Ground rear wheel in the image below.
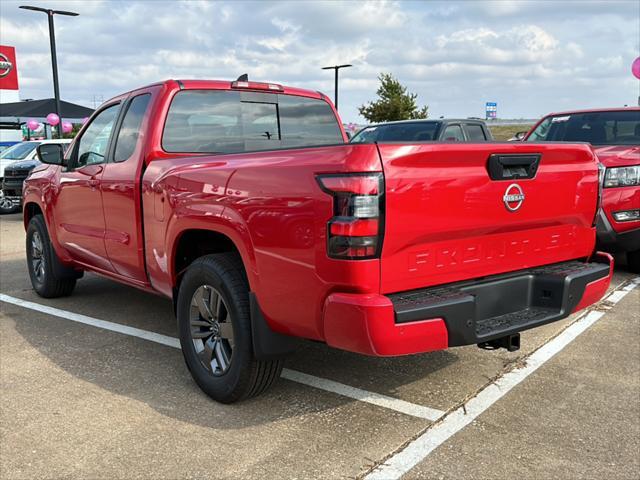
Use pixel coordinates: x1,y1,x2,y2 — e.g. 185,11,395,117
26,215,77,298
177,253,283,403
627,250,640,274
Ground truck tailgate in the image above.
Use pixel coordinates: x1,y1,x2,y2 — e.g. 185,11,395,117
379,143,599,294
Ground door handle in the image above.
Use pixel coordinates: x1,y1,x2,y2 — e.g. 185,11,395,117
487,154,540,180
88,178,100,188
77,164,104,177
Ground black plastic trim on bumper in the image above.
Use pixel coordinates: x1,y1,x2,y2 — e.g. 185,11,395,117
596,209,640,253
387,258,611,347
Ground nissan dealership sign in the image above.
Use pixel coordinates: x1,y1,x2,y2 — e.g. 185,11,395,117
0,45,19,93
0,52,13,78
0,45,21,142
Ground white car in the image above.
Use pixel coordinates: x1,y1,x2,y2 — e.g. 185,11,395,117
0,139,72,214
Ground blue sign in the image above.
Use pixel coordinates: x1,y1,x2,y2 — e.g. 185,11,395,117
486,102,497,119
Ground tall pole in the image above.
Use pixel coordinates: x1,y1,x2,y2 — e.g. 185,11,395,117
334,67,339,111
19,6,79,139
322,64,352,111
47,11,62,137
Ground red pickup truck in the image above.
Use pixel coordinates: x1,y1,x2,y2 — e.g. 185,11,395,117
525,108,640,272
24,79,613,403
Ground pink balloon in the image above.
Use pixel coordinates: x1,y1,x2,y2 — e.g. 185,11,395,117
46,113,60,126
632,57,640,80
27,119,39,130
61,121,73,134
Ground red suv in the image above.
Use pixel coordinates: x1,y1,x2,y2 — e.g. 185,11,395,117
525,108,640,272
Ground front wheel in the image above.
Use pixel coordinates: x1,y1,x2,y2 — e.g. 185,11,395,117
26,215,77,298
177,253,283,403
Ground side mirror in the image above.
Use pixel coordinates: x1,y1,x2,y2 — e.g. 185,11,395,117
36,143,64,165
515,131,527,141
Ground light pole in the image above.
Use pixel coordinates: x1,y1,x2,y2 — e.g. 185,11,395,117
19,5,78,138
321,64,352,111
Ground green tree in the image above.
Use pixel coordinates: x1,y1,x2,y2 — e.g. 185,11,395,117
359,73,428,123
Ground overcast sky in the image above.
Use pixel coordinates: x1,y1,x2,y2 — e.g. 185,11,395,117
1,0,638,122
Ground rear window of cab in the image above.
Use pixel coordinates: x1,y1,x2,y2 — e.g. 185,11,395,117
162,90,344,154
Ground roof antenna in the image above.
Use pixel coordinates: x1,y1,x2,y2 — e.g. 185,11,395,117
236,73,249,82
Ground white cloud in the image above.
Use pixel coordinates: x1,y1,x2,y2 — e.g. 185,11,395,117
0,0,637,121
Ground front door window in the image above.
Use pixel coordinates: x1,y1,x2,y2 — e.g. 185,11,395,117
71,104,120,169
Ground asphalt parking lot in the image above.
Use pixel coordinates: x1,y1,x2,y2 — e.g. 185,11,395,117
1,212,638,479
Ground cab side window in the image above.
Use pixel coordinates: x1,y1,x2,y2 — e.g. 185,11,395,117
72,104,120,169
465,124,487,141
113,94,151,162
442,124,465,142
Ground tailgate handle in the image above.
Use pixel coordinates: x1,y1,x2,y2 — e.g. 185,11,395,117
487,154,540,180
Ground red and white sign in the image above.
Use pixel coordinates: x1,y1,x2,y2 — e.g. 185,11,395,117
0,45,19,91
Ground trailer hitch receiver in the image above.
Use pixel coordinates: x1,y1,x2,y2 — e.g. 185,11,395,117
478,333,521,352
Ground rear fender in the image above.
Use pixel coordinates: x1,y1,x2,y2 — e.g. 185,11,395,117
165,205,257,290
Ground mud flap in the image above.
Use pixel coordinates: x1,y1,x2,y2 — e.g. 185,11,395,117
250,293,299,360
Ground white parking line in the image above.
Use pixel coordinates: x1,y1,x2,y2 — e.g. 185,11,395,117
0,293,444,421
0,294,181,348
602,277,640,304
281,369,444,420
365,277,640,480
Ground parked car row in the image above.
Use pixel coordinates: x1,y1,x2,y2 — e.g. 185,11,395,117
350,118,493,143
0,139,71,214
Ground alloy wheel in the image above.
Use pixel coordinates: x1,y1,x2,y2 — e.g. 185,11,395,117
189,285,235,376
30,231,45,282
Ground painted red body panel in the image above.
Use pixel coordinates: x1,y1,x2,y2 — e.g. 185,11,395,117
323,293,448,356
572,252,614,313
594,145,640,235
22,80,613,356
378,142,599,293
601,186,640,234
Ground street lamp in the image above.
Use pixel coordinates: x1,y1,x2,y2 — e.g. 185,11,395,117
321,64,352,111
19,5,79,138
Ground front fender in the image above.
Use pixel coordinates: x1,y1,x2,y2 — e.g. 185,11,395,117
22,168,74,265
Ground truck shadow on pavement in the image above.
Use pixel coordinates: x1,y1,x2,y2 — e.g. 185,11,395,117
3,256,458,429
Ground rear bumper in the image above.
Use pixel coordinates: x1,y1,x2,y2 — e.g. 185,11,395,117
323,253,613,356
596,209,640,253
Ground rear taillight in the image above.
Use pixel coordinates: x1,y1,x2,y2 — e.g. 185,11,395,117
317,173,384,259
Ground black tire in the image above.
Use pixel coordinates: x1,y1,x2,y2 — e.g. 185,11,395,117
177,253,283,403
627,250,640,274
26,215,77,298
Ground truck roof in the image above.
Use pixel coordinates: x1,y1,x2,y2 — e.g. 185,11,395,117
542,106,640,117
110,79,326,103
